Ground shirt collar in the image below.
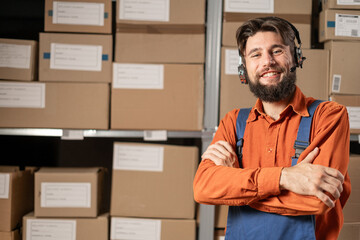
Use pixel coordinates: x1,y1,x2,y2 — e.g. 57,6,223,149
249,86,309,122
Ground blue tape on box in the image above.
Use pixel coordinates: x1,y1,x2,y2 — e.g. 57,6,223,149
327,21,335,28
43,52,51,59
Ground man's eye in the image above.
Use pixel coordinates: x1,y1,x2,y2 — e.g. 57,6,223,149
251,53,260,58
273,49,283,54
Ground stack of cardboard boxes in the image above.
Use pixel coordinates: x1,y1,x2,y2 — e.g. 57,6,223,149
319,0,360,135
219,0,329,120
0,0,112,129
23,167,108,240
0,167,35,240
111,0,205,131
110,142,198,240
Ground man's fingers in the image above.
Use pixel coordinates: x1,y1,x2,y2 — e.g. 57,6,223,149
202,152,231,167
315,191,335,208
215,141,237,156
324,167,344,184
300,147,319,164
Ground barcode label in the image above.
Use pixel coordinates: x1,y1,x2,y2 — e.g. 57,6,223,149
351,29,358,36
144,130,167,141
332,75,341,92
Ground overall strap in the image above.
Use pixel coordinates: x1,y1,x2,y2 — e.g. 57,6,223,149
291,100,324,166
236,108,251,167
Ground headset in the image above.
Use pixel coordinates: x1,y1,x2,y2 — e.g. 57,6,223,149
238,17,306,84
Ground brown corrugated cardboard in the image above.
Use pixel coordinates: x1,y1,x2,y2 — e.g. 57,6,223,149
23,212,109,240
343,155,360,222
325,41,360,95
110,217,196,240
0,229,21,240
44,0,112,34
222,15,311,48
115,31,205,64
111,63,203,130
0,166,34,232
39,32,112,82
219,47,329,120
322,0,360,10
215,230,226,240
223,0,312,14
0,81,109,129
330,95,360,134
110,142,198,219
215,205,228,228
0,38,38,81
319,9,360,42
338,222,360,240
116,0,205,25
34,167,105,217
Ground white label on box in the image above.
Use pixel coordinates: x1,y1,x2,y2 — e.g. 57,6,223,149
26,219,76,240
0,43,31,69
335,14,360,37
224,0,274,13
0,82,45,108
53,1,105,26
143,130,168,141
332,74,341,93
0,173,10,199
225,49,240,75
50,43,102,71
338,0,360,5
113,144,164,172
111,217,161,240
61,130,84,140
347,107,360,129
219,237,225,240
119,0,170,22
112,63,164,89
41,182,91,208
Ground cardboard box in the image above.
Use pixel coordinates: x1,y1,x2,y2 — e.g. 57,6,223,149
196,205,228,228
111,63,203,130
219,47,329,119
0,38,38,81
343,155,360,222
23,212,109,240
34,167,105,217
222,20,311,49
319,9,360,42
215,230,226,240
322,0,360,10
44,0,112,34
223,0,312,14
115,31,205,64
110,142,198,219
0,167,34,232
39,32,112,82
0,229,21,240
338,222,360,240
330,95,360,134
0,81,109,129
111,217,196,240
116,0,205,25
325,41,360,95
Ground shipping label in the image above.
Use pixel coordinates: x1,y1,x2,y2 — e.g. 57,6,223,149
338,0,360,5
119,0,170,21
0,173,10,199
53,1,105,26
0,82,45,108
41,182,91,208
225,49,240,75
26,219,76,240
50,43,102,71
224,0,274,13
113,144,164,172
0,43,31,69
112,63,164,89
347,107,360,129
111,217,161,240
335,14,360,37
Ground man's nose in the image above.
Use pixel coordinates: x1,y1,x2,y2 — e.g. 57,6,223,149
262,53,275,67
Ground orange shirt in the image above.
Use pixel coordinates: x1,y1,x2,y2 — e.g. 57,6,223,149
193,86,351,240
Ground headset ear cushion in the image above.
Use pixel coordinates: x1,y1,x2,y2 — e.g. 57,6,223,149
238,64,247,84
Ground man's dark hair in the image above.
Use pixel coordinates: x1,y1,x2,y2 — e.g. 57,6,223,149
236,17,296,60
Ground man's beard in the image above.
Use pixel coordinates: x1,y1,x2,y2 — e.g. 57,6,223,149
247,67,296,102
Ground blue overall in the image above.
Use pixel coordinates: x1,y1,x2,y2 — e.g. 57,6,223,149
225,100,323,240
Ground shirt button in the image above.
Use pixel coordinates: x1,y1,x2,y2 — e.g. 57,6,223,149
268,148,272,152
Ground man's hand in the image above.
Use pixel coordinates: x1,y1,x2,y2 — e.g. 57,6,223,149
279,147,344,208
201,140,237,167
